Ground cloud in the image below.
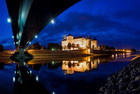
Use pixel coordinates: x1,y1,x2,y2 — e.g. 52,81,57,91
0,38,15,49
34,11,140,49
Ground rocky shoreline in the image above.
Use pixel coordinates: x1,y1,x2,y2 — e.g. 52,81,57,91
99,56,140,94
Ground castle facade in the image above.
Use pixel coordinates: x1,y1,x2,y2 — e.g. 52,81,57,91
61,34,98,50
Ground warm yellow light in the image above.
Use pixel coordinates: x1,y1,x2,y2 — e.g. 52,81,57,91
88,49,90,54
87,57,90,62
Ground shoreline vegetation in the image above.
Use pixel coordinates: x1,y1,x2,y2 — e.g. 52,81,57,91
99,55,140,94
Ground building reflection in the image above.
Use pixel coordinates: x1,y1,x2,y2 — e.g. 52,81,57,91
111,53,131,59
62,59,98,75
25,53,133,75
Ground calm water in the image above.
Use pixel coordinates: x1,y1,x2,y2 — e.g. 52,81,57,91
0,53,135,94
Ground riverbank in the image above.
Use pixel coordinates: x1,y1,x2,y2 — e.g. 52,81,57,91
99,56,140,94
0,49,132,60
27,50,116,59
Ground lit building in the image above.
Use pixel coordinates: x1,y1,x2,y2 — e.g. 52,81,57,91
61,33,98,50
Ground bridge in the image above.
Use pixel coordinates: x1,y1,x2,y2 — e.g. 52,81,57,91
6,0,80,56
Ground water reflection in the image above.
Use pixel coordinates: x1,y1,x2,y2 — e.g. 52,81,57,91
25,53,133,94
26,53,132,75
27,56,114,71
0,62,15,94
13,58,51,94
0,53,133,94
62,60,98,75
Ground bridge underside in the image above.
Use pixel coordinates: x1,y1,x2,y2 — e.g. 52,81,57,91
6,0,80,50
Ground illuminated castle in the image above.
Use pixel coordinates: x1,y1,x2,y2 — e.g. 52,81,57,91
61,33,97,50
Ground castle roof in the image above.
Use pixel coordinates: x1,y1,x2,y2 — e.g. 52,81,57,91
62,39,66,41
68,34,72,36
93,37,97,40
86,36,91,39
74,36,84,39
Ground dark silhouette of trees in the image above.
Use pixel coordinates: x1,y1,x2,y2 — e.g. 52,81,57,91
0,44,4,52
71,43,75,49
131,48,136,53
26,42,46,50
77,44,80,49
47,43,62,50
99,45,115,51
109,46,115,51
31,42,41,49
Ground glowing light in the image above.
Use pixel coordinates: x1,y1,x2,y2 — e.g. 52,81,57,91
35,35,38,38
30,70,32,74
12,36,14,38
7,18,11,23
52,92,55,94
29,42,31,44
88,57,90,62
51,19,55,24
52,61,55,65
13,77,15,82
112,55,114,58
88,49,90,54
36,75,39,81
51,48,55,51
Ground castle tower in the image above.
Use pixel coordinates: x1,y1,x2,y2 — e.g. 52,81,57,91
63,32,66,40
86,36,91,48
91,38,98,49
67,34,73,43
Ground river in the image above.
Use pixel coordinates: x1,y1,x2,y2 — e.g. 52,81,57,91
0,53,135,94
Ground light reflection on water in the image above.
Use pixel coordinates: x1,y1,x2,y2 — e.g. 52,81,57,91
26,53,133,94
0,53,134,94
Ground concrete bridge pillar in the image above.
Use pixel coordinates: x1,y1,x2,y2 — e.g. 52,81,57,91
19,48,24,58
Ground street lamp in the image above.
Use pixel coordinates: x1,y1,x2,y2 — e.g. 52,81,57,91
35,35,38,38
50,19,55,24
7,18,11,23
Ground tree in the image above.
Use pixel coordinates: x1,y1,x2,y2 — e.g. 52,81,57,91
109,46,115,51
47,43,62,50
71,43,75,49
67,43,72,50
26,46,31,51
0,44,4,52
31,42,41,49
99,45,104,50
104,45,109,50
131,48,136,53
77,44,80,49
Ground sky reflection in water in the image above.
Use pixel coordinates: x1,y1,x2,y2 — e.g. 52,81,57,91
0,53,134,94
25,53,133,94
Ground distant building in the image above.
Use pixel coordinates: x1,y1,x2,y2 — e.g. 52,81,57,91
61,33,98,50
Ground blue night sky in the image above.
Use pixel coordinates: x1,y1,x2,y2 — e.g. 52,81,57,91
0,0,140,50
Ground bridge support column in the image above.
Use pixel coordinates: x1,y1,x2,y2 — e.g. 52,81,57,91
16,45,19,52
19,48,24,58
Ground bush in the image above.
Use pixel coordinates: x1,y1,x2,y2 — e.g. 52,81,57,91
0,44,4,52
